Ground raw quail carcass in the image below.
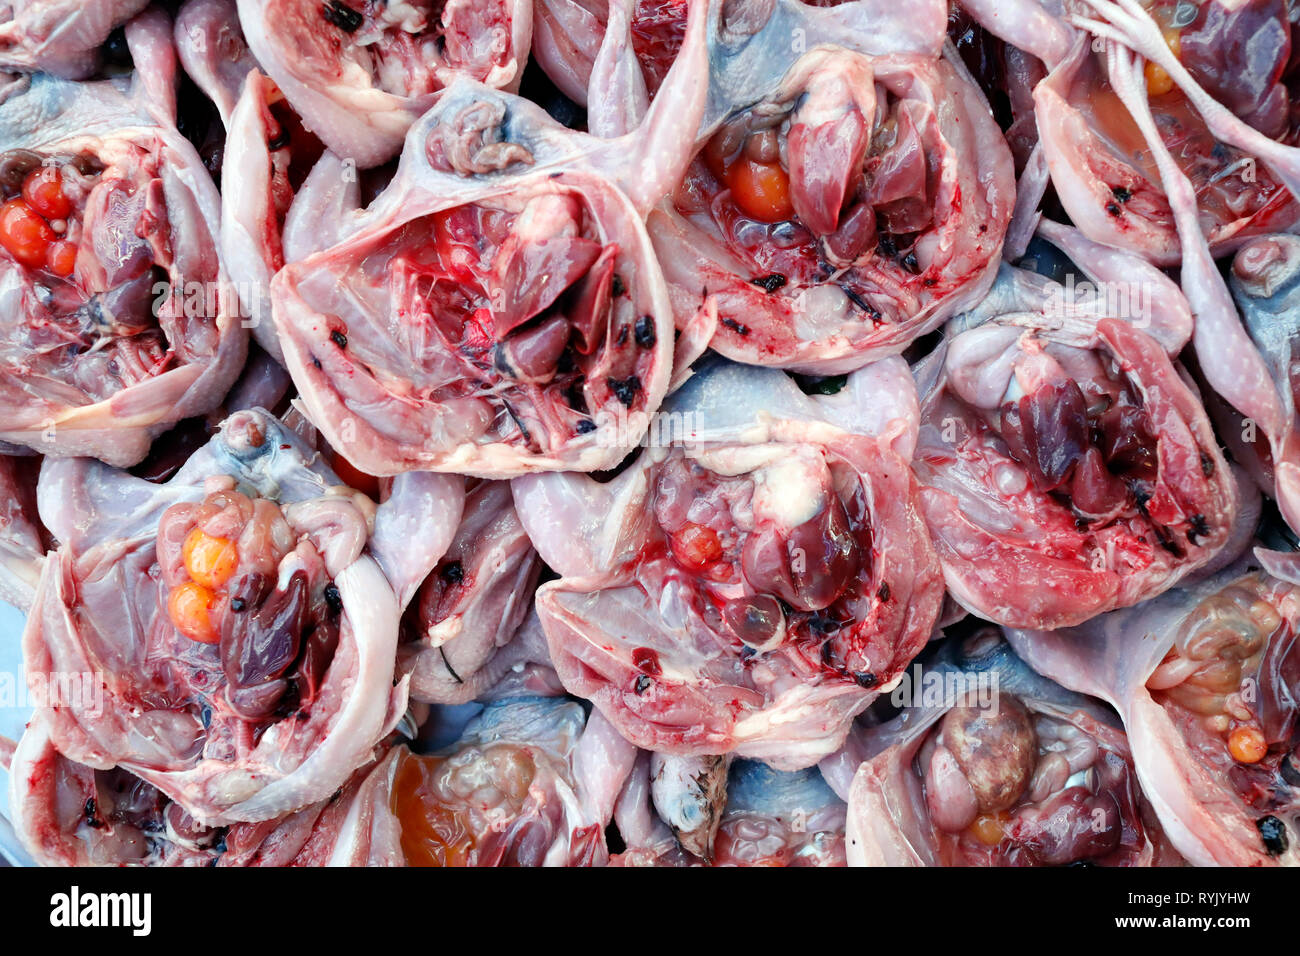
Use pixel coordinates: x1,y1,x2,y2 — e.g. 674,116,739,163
400,480,543,704
841,628,1181,866
235,0,533,168
963,0,1300,264
8,708,407,866
1007,557,1300,866
328,696,637,866
640,0,1014,373
0,10,246,466
270,3,708,476
10,711,223,866
516,357,943,770
23,407,462,825
913,251,1237,628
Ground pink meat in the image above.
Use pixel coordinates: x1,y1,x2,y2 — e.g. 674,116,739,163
270,8,708,477
235,0,533,168
22,408,463,826
0,0,150,78
914,263,1238,629
174,0,257,127
219,69,329,366
0,452,45,611
174,0,339,369
0,11,246,467
516,358,943,770
1006,560,1300,866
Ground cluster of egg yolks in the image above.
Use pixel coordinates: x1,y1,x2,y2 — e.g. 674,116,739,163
167,528,239,644
0,167,77,276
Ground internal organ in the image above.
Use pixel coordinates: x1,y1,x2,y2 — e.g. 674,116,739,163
158,480,343,722
914,266,1237,628
1025,0,1300,263
844,632,1181,866
650,44,1015,373
523,360,944,770
1006,564,1300,866
0,57,245,466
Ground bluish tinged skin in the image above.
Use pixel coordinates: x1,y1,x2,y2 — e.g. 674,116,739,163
943,261,1061,336
702,2,811,131
37,407,343,551
1229,235,1300,400
0,73,144,148
726,759,841,818
932,629,1119,723
662,356,824,438
699,0,946,133
450,696,586,756
1224,234,1300,526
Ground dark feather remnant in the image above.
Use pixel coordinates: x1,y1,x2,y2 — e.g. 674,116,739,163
634,314,657,348
607,375,641,407
323,0,364,32
440,646,463,684
751,273,788,293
